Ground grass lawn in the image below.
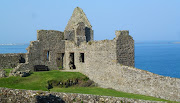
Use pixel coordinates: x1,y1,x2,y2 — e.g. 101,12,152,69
51,87,172,102
0,70,87,91
3,68,13,76
0,70,174,102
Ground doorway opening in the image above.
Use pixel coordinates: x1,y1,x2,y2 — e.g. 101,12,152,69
57,53,64,69
69,53,76,69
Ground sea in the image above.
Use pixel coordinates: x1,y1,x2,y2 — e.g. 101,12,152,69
0,42,180,78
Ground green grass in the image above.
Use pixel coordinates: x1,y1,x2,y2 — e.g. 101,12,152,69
0,70,87,91
0,70,175,102
3,68,13,76
51,87,173,102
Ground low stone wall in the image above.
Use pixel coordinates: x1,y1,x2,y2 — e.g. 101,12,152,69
79,63,180,102
0,53,26,69
0,87,165,103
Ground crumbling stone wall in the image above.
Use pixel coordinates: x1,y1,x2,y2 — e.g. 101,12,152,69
63,30,179,101
0,53,26,69
0,88,165,103
115,30,134,67
36,30,65,69
12,30,65,72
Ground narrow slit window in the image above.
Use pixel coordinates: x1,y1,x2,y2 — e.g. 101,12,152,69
80,53,84,63
47,51,49,61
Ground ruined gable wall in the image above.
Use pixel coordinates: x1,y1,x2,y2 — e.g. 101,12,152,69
0,53,26,69
64,7,93,42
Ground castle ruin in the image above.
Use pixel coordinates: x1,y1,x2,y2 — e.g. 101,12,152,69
0,7,179,102
11,7,134,72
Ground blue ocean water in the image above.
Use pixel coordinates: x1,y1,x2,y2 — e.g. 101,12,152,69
135,43,180,78
0,44,28,54
0,43,179,78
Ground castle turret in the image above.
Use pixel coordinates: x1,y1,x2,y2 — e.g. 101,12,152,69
64,7,93,44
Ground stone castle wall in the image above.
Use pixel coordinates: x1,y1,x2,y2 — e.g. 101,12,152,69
64,30,134,70
116,30,134,67
35,30,65,69
63,30,179,101
12,30,65,72
0,53,26,69
64,39,116,71
79,63,180,102
0,87,165,103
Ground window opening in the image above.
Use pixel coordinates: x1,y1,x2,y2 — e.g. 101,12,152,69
80,53,84,63
47,51,50,61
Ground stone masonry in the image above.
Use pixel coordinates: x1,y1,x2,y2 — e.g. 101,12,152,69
0,53,26,69
0,88,165,103
0,7,179,101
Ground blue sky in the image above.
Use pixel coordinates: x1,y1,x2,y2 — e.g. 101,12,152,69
0,0,180,44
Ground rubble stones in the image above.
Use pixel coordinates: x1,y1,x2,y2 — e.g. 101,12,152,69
0,69,6,78
9,70,31,77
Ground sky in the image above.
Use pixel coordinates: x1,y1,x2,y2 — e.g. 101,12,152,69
0,0,180,44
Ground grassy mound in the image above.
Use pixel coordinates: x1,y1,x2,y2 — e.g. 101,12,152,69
0,70,88,90
0,70,172,102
